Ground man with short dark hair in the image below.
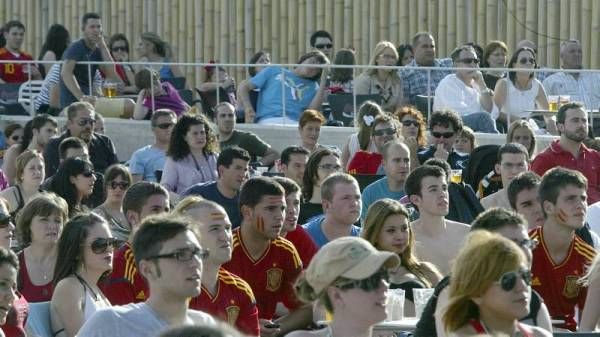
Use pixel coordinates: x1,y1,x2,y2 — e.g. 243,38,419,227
417,110,469,170
507,171,545,230
44,101,118,176
481,143,530,209
309,30,333,59
303,173,362,248
405,165,469,274
216,102,279,166
101,181,170,305
279,146,309,187
0,20,41,84
400,32,453,105
530,167,596,331
129,109,176,182
59,12,121,108
182,146,250,228
79,215,215,337
223,177,309,337
532,102,600,204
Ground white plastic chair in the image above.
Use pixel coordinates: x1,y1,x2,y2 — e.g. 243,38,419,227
17,80,44,116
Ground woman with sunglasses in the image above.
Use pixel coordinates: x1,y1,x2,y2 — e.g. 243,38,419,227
289,236,400,337
46,158,96,218
348,114,399,175
0,151,45,221
50,213,115,337
93,164,131,242
15,192,68,303
341,101,384,170
108,34,137,94
494,47,555,134
4,124,23,150
298,148,341,225
443,231,551,337
395,106,427,171
362,199,442,316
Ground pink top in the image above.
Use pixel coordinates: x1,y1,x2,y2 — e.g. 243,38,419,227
142,82,187,117
160,153,218,193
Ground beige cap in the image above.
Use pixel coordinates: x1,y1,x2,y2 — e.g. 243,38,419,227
305,236,400,295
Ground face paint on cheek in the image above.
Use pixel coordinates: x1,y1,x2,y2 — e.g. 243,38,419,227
555,208,569,225
256,215,265,233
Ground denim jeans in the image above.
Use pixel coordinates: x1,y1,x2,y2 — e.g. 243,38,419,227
462,112,499,133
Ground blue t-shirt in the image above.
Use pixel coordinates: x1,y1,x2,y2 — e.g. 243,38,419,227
361,177,406,220
59,39,103,108
182,181,242,228
250,66,319,122
128,145,167,182
302,216,361,248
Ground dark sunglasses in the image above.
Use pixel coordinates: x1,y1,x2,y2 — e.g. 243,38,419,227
496,268,532,292
518,57,535,65
111,46,128,52
110,181,129,190
10,135,21,141
81,171,94,178
77,118,96,127
336,269,389,292
516,238,538,250
431,131,455,139
315,43,333,49
147,247,210,262
87,238,121,254
401,120,420,127
458,58,480,64
373,128,397,137
0,213,11,228
153,122,175,130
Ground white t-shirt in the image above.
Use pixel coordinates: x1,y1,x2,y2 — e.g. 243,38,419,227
77,302,215,337
433,73,499,118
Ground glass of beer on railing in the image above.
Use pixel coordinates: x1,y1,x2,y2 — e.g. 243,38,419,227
102,81,118,98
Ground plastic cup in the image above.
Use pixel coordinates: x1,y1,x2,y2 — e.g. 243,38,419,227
102,81,118,98
413,288,435,319
548,95,559,111
450,169,462,184
386,288,405,321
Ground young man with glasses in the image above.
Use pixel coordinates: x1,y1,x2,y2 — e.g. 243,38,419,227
303,173,362,248
529,167,596,331
129,109,176,183
414,207,553,337
309,30,333,59
78,215,215,337
481,143,530,210
101,181,170,305
418,110,469,170
223,177,309,337
433,44,498,133
43,101,118,176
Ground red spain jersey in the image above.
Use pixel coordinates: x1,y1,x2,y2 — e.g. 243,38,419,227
100,242,149,305
284,226,318,267
223,229,303,319
529,227,596,331
0,48,33,83
189,268,259,336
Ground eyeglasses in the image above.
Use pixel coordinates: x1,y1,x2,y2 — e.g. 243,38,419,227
457,58,480,64
372,128,397,137
85,237,122,254
401,120,420,127
516,238,538,250
76,118,96,127
335,269,389,292
0,213,11,229
431,131,455,139
110,181,129,190
518,57,535,65
147,246,210,262
496,268,532,291
318,164,342,171
153,122,175,130
81,171,94,178
111,46,128,52
315,43,333,49
10,135,21,142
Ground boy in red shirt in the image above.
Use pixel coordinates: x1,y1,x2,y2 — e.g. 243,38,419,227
0,21,41,83
530,167,596,331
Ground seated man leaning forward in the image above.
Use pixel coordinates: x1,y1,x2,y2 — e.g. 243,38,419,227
238,51,329,125
405,165,469,275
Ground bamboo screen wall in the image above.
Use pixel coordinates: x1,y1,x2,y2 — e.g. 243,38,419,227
1,0,598,87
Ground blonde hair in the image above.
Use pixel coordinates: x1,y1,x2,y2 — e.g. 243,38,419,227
443,231,526,333
15,150,44,184
365,41,399,77
172,196,223,217
506,120,536,158
361,198,441,288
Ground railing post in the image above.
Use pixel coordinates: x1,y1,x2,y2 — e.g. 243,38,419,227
281,67,286,125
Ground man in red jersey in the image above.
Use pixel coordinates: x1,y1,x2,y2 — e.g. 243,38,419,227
273,176,318,267
101,181,170,305
0,21,41,84
530,167,596,331
223,177,311,337
531,102,600,204
174,197,259,336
